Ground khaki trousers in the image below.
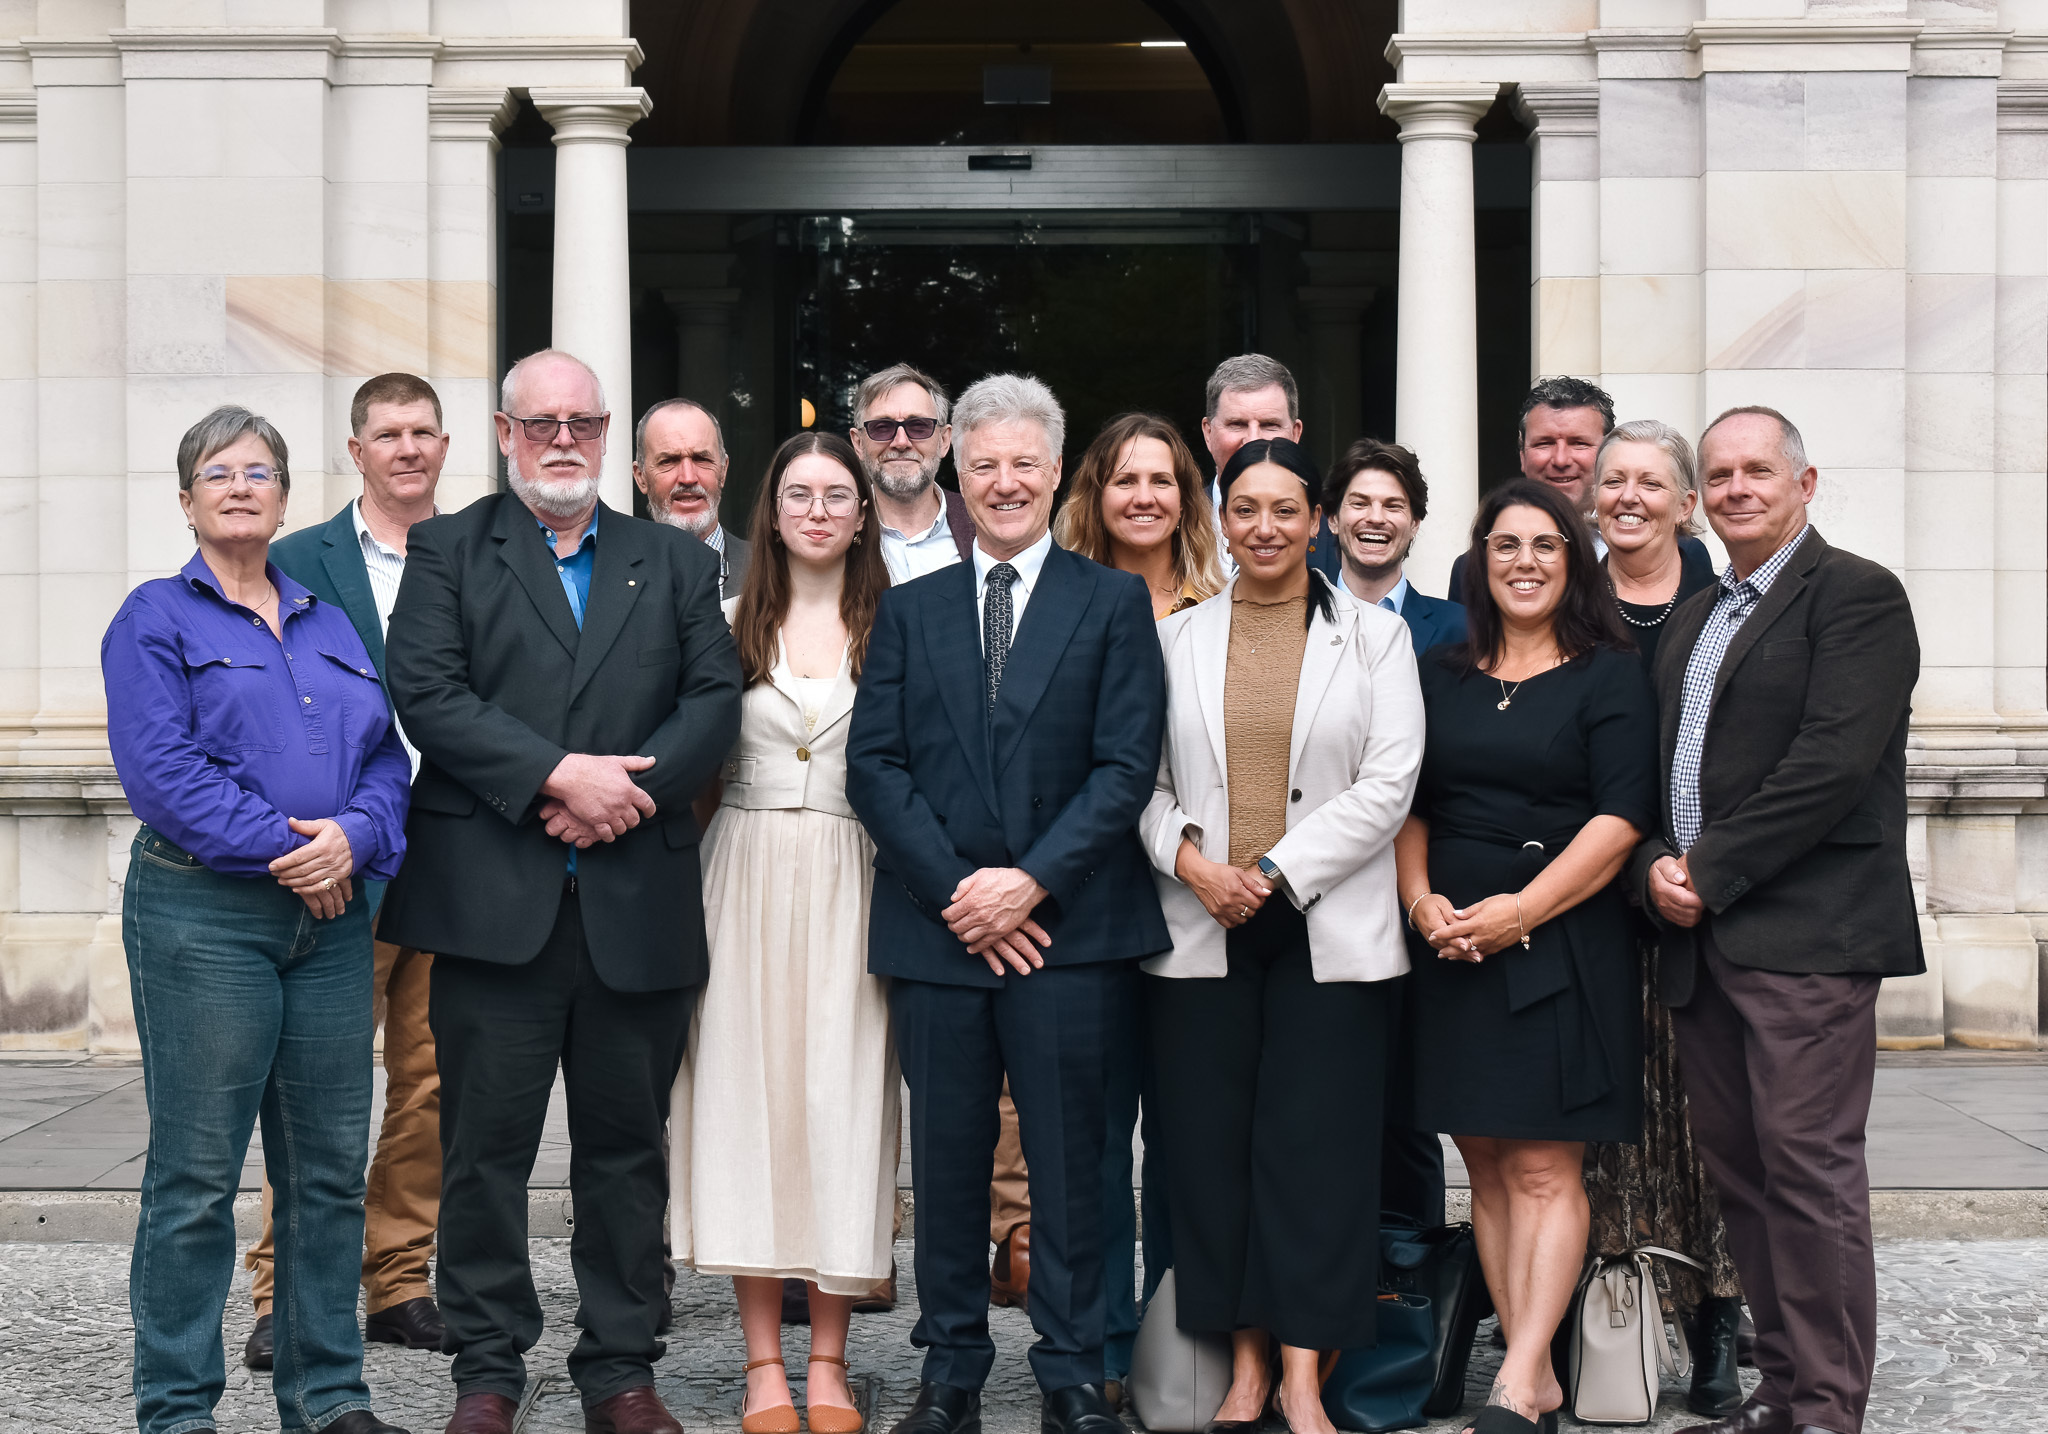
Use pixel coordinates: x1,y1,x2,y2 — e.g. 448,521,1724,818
989,1077,1030,1245
249,934,441,1315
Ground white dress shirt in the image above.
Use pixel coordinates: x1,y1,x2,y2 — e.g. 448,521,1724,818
971,529,1053,652
880,497,963,585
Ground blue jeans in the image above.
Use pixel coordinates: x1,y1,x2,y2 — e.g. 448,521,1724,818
124,826,376,1434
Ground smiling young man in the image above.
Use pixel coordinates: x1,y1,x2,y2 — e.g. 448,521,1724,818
1323,437,1465,657
846,373,1167,1434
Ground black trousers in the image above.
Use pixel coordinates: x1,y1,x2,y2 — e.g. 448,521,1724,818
1146,900,1393,1351
1380,972,1447,1227
890,960,1135,1393
430,888,693,1407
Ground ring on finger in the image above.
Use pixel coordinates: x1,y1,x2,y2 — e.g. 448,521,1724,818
320,876,335,891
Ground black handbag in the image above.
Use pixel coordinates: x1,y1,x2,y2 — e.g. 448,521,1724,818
1318,1293,1436,1433
1375,1220,1492,1419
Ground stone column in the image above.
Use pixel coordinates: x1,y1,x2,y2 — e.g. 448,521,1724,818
662,285,741,420
530,88,650,512
1295,252,1377,472
1377,83,1498,591
1513,83,1600,378
0,89,36,758
428,88,514,510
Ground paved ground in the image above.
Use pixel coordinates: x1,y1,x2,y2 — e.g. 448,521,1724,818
7,1234,2047,1433
8,1052,2048,1193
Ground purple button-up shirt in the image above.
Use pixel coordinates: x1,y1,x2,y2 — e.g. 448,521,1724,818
101,552,411,880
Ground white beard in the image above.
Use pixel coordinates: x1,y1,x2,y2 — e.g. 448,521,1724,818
508,454,599,521
651,489,717,537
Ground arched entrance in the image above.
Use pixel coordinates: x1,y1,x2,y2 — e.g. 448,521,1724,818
499,0,1530,518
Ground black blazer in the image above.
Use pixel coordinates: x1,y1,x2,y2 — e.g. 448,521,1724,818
379,492,742,991
1629,527,1925,1003
846,542,1170,986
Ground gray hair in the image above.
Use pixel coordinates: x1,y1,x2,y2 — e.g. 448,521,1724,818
953,372,1065,458
1701,404,1810,475
634,397,726,465
177,405,291,495
501,348,605,416
854,363,951,426
1596,418,1702,537
1204,354,1299,422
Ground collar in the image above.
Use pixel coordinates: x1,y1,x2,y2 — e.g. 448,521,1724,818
181,550,316,616
702,522,727,554
881,495,949,543
352,496,437,557
1722,522,1810,598
536,502,600,550
1378,575,1411,615
973,528,1054,593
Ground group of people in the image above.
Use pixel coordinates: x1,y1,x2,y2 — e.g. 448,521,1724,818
102,346,1920,1434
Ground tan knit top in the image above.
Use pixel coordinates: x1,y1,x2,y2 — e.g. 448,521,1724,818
1224,594,1307,868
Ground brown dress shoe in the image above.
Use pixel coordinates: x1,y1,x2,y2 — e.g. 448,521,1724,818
852,1263,896,1315
586,1385,685,1434
443,1392,517,1434
990,1224,1029,1311
1674,1397,1794,1434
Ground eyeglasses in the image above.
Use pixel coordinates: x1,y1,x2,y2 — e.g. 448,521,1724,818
780,486,861,517
1484,532,1570,564
860,416,940,443
509,414,607,443
197,465,279,488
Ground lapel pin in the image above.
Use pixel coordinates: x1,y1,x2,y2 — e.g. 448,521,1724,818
627,579,637,586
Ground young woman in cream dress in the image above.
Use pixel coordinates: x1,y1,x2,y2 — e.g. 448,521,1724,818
672,431,896,1434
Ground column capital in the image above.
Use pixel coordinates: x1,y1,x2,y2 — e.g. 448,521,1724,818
530,87,652,146
1376,83,1499,142
428,87,515,144
1512,82,1598,138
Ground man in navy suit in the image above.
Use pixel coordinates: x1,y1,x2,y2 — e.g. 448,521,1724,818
847,373,1168,1434
1321,436,1459,1232
254,373,449,1365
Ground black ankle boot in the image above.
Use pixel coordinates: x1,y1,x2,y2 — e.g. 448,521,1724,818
1687,1296,1744,1417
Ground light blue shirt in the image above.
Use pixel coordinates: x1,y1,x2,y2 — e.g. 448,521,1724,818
1376,576,1411,616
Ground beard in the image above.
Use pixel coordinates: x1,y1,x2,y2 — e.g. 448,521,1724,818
507,451,599,521
864,450,941,504
650,483,718,537
1345,531,1412,581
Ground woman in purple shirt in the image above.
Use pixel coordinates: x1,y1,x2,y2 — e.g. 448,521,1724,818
101,406,412,1434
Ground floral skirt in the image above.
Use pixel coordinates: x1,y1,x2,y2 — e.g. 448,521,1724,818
1583,940,1743,1310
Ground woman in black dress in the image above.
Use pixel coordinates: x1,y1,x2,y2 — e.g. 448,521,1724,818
1396,480,1657,1434
1583,419,1747,1417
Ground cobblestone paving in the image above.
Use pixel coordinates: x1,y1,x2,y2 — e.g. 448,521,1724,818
2,1238,2037,1433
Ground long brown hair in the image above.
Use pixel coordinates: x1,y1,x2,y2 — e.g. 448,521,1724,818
1054,412,1224,604
731,431,889,688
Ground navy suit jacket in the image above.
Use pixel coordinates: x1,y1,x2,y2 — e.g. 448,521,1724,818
1397,587,1466,655
271,503,391,712
846,542,1171,986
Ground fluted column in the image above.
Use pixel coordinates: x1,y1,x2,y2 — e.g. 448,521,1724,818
428,88,514,511
1377,83,1499,591
531,87,650,511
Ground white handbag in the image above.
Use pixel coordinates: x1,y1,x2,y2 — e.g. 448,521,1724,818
1566,1245,1705,1425
1128,1268,1234,1432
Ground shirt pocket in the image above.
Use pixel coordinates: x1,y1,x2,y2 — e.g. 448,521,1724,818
185,652,286,754
316,648,390,749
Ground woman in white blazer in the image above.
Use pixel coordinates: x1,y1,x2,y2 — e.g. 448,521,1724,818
670,432,893,1434
1140,438,1425,1434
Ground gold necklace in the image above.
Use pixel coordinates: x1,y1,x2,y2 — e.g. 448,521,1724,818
1494,653,1561,710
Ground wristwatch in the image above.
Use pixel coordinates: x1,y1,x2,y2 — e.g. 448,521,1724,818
1256,856,1282,884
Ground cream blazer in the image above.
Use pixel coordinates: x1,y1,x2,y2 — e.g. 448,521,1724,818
1139,576,1425,982
715,598,859,819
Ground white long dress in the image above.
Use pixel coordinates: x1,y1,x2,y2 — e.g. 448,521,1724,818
670,634,898,1294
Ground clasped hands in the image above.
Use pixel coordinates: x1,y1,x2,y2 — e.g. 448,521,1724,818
1647,854,1704,927
538,752,659,847
269,816,357,920
1175,838,1271,931
945,867,1051,977
1411,892,1526,961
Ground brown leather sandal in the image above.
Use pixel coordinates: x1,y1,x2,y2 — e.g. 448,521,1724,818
742,1355,802,1434
804,1353,865,1434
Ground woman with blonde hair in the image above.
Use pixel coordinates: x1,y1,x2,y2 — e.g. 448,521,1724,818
672,430,896,1434
1055,411,1224,617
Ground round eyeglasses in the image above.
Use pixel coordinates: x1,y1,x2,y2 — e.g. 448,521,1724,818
1484,532,1570,564
780,487,861,517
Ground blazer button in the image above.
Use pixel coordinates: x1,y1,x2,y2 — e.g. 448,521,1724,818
797,747,810,761
1031,796,1042,808
1290,789,1302,802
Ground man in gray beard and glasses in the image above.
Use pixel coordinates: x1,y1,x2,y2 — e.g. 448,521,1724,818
633,397,750,599
851,362,976,585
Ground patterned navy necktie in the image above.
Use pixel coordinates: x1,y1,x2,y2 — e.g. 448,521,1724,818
983,561,1019,713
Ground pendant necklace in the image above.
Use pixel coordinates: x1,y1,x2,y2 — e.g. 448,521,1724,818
1495,654,1560,710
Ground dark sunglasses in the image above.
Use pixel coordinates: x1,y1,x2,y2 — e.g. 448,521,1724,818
509,414,606,443
860,416,939,443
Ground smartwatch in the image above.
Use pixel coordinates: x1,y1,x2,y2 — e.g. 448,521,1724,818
1256,856,1281,883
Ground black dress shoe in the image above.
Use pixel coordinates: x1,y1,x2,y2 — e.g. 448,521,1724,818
366,1295,447,1350
1041,1384,1122,1434
887,1382,981,1434
1675,1397,1794,1434
323,1411,413,1434
1687,1296,1744,1416
242,1311,273,1371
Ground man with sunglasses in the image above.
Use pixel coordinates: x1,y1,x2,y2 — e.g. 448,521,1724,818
851,363,977,584
382,347,743,1434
